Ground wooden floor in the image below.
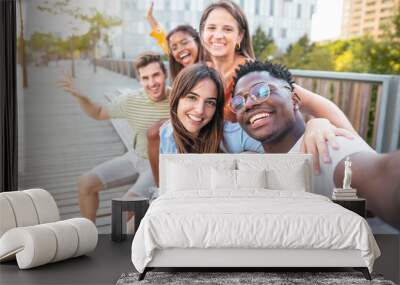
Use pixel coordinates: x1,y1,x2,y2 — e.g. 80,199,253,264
17,60,140,233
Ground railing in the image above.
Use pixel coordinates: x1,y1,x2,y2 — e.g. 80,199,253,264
291,70,400,153
96,58,400,153
97,58,137,79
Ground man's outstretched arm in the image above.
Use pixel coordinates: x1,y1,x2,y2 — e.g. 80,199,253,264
57,75,110,120
334,150,400,229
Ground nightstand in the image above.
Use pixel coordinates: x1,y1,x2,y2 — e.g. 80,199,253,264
111,197,149,242
332,198,366,218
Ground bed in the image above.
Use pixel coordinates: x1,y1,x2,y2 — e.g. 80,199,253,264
131,154,380,280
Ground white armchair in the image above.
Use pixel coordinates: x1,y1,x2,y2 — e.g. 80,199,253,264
0,189,98,269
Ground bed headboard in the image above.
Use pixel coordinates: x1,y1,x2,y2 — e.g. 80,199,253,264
159,153,314,193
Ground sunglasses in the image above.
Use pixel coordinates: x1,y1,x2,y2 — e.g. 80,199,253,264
230,82,291,113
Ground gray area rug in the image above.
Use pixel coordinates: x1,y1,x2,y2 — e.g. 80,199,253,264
116,271,395,285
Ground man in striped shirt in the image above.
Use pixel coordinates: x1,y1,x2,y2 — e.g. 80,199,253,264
59,52,169,222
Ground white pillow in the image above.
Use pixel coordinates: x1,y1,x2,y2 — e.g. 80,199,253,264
167,162,211,191
238,158,309,191
211,168,267,190
237,169,267,189
211,168,236,190
166,157,235,191
267,162,307,191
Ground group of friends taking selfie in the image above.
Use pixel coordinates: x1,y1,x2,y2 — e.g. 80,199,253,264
59,0,400,230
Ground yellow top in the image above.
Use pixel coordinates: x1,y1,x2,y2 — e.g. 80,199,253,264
150,26,169,55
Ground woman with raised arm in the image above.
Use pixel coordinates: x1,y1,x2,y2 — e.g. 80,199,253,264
147,0,357,183
146,1,169,54
166,25,202,81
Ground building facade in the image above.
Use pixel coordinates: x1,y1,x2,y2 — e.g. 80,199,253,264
118,0,316,58
341,0,400,40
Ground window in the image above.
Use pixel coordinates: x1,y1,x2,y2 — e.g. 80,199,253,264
269,0,274,16
297,3,301,18
281,28,287,38
185,0,190,10
240,0,245,9
255,0,260,15
268,27,273,37
165,0,170,10
363,27,373,33
310,4,315,18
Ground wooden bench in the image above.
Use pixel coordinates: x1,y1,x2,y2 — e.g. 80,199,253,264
103,88,134,152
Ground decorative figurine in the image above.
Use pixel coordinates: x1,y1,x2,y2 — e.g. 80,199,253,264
343,157,352,190
332,157,358,200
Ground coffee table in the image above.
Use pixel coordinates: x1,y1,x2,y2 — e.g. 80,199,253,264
111,197,149,241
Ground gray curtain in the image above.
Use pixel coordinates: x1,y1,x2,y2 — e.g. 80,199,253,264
0,0,18,192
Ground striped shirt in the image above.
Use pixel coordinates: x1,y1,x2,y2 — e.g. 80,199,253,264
107,87,171,159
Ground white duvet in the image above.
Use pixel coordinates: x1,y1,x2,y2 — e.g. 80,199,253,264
131,190,380,273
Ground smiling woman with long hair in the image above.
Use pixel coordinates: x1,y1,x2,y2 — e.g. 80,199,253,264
166,25,202,81
199,0,253,122
159,63,263,155
169,64,225,153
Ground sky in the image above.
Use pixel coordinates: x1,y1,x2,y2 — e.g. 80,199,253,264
311,0,344,42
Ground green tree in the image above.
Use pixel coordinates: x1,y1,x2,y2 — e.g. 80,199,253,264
77,10,122,73
279,35,314,69
334,37,374,73
37,0,82,76
258,42,278,62
50,37,69,64
27,32,57,66
252,26,275,60
378,7,400,74
37,1,121,74
303,45,335,71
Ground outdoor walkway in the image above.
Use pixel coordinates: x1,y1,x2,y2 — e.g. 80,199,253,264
18,60,139,233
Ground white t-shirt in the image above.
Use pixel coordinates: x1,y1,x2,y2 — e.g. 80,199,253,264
289,135,375,197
